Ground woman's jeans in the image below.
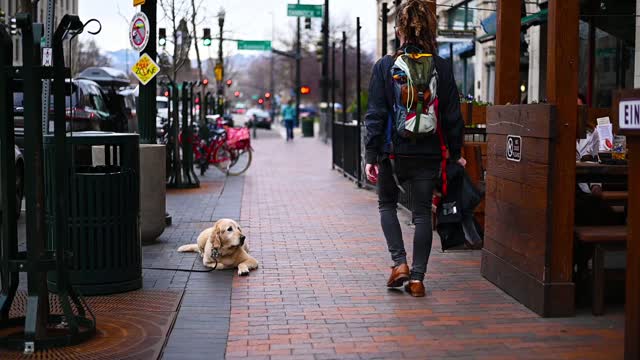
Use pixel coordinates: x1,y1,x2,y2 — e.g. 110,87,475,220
284,120,294,140
377,157,439,281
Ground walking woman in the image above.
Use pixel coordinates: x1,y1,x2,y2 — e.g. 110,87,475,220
282,99,296,142
364,0,464,297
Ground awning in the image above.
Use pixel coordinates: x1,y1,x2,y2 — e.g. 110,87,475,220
477,9,549,44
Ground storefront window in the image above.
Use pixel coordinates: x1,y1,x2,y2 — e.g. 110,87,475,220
593,28,635,107
447,1,476,30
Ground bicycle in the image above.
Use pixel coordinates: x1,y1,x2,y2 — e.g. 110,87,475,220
192,117,252,176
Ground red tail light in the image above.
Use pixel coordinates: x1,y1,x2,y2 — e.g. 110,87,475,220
65,107,94,121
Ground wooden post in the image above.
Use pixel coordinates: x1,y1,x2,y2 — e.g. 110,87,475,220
494,0,521,105
626,137,640,360
614,90,640,360
546,0,579,309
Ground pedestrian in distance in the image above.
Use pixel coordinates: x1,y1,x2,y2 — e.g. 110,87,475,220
364,0,465,297
282,99,296,142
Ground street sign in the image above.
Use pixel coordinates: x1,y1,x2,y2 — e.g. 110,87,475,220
214,63,223,82
237,40,272,51
506,135,522,162
619,99,640,130
133,0,145,5
437,29,476,38
131,53,160,85
287,4,323,18
42,47,53,67
129,12,150,51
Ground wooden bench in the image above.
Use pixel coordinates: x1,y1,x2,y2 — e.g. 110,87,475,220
599,191,628,203
575,226,627,315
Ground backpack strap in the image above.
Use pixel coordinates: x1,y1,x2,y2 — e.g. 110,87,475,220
386,112,406,194
434,98,449,196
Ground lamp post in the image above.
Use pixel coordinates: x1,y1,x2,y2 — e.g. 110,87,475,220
217,7,225,115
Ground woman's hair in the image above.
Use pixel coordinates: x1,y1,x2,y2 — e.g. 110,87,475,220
395,0,438,54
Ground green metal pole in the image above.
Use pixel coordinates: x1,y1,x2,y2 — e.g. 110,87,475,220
138,0,157,144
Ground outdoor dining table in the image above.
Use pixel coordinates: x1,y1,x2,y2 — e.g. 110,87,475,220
575,161,628,183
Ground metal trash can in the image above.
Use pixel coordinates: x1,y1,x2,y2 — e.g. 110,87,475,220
44,132,141,295
302,118,314,137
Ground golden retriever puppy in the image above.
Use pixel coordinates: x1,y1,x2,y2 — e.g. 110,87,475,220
177,219,258,276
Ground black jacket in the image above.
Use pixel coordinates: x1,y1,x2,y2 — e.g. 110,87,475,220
364,54,464,164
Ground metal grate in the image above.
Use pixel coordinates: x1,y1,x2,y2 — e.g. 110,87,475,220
0,290,183,359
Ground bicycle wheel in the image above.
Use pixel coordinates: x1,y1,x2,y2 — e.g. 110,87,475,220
212,145,232,174
227,147,252,176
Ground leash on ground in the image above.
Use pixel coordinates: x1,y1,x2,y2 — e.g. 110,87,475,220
143,258,218,272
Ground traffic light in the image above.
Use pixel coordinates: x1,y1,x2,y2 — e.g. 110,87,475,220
234,91,241,98
203,28,212,47
258,98,264,105
163,89,170,97
226,79,233,87
315,39,323,62
202,78,209,86
159,28,167,47
300,86,311,95
264,92,271,100
305,17,311,30
0,10,5,24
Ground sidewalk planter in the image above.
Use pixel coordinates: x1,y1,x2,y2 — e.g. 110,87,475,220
302,117,315,137
481,104,575,317
44,132,141,296
472,104,488,125
460,102,473,126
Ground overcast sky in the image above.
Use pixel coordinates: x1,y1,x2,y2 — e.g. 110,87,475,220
78,0,378,58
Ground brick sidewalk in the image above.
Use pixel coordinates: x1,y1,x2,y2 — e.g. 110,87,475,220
226,134,623,360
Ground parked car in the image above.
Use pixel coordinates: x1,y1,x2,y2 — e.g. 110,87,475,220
77,67,137,133
299,106,318,119
232,102,247,115
13,79,109,150
245,108,272,129
0,146,24,220
157,95,170,120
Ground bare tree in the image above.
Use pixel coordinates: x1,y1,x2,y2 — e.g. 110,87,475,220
72,39,112,75
159,0,192,83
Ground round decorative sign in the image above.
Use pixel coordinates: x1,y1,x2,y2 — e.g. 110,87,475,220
129,12,150,51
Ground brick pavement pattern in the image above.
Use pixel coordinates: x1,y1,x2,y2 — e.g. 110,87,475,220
226,134,624,360
149,171,243,360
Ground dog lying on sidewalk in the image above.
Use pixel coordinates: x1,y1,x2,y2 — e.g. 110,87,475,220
177,219,259,276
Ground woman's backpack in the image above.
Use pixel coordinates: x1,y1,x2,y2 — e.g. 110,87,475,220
390,52,439,139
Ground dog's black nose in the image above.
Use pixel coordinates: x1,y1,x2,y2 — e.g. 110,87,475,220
240,235,246,244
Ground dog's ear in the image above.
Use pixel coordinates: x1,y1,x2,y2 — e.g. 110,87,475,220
210,221,224,248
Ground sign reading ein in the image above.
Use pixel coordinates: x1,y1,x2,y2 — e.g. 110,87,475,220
506,135,522,162
619,99,640,130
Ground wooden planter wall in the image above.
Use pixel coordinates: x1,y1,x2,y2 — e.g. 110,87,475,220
481,104,575,317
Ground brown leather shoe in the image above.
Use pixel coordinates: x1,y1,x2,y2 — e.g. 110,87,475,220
404,280,426,297
387,263,410,287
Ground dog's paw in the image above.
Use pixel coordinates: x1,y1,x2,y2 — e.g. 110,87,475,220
238,268,250,276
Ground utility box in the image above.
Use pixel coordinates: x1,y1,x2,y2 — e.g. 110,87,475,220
44,132,141,295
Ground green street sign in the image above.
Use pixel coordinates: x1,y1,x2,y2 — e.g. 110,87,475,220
287,4,323,18
237,40,272,51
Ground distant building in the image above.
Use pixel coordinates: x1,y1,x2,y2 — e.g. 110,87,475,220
376,0,637,107
0,0,79,65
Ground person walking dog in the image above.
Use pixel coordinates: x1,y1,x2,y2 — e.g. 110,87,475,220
364,0,465,297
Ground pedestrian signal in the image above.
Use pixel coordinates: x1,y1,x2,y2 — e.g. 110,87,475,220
300,86,311,95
